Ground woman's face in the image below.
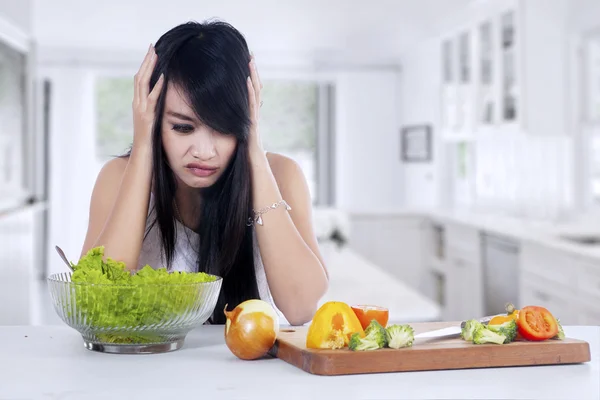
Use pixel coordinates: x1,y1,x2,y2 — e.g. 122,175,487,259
161,83,237,189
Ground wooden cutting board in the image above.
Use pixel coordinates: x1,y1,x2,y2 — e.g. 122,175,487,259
270,322,591,376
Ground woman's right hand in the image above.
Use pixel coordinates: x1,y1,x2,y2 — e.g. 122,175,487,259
132,44,165,151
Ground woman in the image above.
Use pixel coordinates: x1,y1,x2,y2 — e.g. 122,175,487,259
80,20,329,326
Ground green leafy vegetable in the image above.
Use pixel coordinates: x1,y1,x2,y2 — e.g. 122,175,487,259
487,319,518,343
552,318,565,340
385,324,415,349
461,319,484,341
67,246,218,343
348,320,388,351
473,326,507,345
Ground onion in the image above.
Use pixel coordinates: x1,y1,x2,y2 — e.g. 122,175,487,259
224,299,279,360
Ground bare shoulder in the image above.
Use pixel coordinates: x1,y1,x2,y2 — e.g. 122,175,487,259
265,152,306,190
80,156,130,258
98,156,129,181
90,156,130,209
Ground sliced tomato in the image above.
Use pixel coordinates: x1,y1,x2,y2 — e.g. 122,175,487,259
516,306,558,341
351,305,389,329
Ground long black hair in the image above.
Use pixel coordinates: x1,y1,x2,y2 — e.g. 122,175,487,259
140,20,260,324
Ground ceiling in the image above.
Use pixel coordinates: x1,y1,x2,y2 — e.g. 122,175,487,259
32,0,472,66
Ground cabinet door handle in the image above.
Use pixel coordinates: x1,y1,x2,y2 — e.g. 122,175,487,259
453,258,466,268
533,290,551,302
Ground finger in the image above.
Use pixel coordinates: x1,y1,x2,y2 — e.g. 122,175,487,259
249,60,261,106
247,76,257,121
140,50,157,105
134,44,153,106
148,73,165,106
252,53,263,90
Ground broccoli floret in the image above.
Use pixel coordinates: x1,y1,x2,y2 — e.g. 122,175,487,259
348,320,388,351
364,320,389,347
552,318,565,340
385,324,415,349
461,319,484,341
473,326,507,345
487,319,517,343
348,332,380,351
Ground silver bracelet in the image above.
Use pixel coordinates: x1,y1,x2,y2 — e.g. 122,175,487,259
247,200,292,226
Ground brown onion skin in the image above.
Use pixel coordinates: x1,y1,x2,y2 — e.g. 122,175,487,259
224,302,278,360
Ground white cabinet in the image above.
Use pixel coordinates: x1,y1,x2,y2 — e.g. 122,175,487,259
440,0,522,139
519,272,577,325
445,252,482,321
348,214,428,292
0,207,36,325
519,241,600,326
430,221,484,321
447,224,484,321
439,0,571,137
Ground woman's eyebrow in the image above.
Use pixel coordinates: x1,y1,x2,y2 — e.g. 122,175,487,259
166,110,196,122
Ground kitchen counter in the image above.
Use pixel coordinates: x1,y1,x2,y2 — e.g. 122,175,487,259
392,207,600,262
319,245,441,323
1,324,598,399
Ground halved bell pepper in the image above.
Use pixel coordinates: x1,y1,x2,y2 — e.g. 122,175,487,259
306,301,365,349
489,302,520,326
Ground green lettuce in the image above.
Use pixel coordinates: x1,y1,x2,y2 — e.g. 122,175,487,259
67,246,218,344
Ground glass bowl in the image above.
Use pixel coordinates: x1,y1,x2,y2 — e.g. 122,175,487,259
47,272,222,354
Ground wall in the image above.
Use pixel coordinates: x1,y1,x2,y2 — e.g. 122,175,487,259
41,66,101,275
571,0,600,34
334,68,404,212
30,0,472,66
521,0,570,137
0,0,32,33
399,38,441,208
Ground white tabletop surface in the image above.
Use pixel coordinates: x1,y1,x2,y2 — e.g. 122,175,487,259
1,324,598,400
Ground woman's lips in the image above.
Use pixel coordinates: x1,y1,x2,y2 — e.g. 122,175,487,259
186,163,218,177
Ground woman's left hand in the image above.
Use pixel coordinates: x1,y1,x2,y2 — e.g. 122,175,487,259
247,53,264,155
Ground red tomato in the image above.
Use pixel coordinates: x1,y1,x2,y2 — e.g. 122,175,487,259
351,305,389,329
516,306,559,341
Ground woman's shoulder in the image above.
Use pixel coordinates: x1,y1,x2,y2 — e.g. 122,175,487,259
265,151,306,187
97,156,129,181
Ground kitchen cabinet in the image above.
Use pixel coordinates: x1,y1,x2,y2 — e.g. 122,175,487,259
440,0,522,139
445,223,484,321
439,0,571,138
426,221,484,321
482,234,520,316
0,207,36,325
444,251,481,321
519,241,600,325
519,271,577,325
348,214,428,292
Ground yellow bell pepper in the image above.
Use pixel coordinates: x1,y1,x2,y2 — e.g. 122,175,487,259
306,301,365,349
489,303,519,326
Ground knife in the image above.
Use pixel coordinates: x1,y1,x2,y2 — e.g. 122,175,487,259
414,315,499,339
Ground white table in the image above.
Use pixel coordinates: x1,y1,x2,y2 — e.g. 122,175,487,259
1,325,598,399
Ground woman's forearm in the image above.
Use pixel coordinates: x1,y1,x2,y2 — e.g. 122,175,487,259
93,146,153,270
249,150,328,325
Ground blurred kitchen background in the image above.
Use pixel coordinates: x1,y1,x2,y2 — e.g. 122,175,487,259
2,0,600,327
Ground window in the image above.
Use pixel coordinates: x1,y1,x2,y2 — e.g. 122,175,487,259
95,76,135,160
259,81,318,200
94,76,333,204
583,37,600,205
589,133,600,204
0,40,27,198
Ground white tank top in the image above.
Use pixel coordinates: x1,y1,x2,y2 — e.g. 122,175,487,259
137,194,287,324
